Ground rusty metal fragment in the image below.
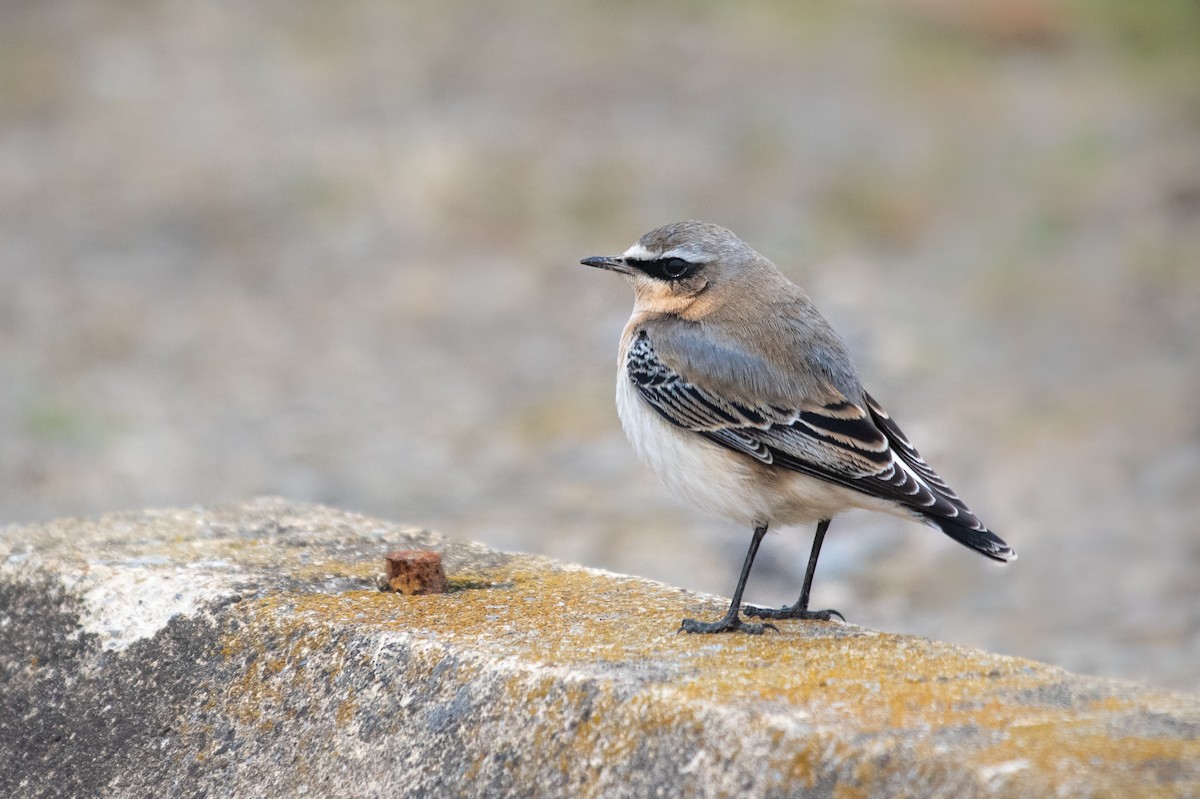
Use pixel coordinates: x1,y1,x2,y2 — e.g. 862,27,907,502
383,550,448,595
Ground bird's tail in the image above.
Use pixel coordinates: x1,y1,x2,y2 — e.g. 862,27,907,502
928,516,1017,563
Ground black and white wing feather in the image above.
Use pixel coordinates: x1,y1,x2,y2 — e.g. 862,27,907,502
627,331,1014,562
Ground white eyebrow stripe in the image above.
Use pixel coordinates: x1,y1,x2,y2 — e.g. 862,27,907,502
662,246,714,263
622,243,657,261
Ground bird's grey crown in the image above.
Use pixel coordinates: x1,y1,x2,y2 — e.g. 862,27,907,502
632,221,754,262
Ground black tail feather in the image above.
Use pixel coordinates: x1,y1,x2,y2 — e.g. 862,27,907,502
928,515,1016,563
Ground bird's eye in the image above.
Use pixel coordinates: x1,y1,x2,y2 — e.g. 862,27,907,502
660,257,692,279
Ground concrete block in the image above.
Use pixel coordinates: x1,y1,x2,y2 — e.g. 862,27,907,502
2,498,1197,798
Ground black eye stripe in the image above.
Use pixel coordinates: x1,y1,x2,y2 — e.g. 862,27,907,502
626,257,698,281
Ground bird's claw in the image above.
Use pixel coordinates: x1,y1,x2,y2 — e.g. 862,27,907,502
678,615,779,635
743,604,845,623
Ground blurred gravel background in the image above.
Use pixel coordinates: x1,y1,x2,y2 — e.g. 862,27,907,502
2,1,1198,691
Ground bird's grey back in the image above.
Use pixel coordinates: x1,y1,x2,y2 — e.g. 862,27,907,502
641,309,865,409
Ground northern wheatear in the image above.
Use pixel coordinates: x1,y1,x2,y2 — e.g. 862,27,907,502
581,220,1014,635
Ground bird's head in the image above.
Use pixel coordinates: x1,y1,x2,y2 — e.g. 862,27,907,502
580,220,778,318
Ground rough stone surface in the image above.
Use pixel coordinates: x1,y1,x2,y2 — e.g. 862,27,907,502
1,498,1198,799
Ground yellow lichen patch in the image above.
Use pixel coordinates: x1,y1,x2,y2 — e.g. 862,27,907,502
210,556,1199,794
1085,694,1136,714
965,726,1200,799
832,784,869,799
288,557,380,583
218,560,1054,732
218,601,340,730
335,691,358,727
662,625,1045,733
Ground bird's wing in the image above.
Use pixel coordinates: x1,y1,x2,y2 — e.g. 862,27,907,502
627,330,1012,559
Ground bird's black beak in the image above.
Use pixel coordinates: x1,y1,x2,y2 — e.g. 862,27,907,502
580,255,631,274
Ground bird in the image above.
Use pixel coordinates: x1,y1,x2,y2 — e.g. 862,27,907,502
580,220,1015,635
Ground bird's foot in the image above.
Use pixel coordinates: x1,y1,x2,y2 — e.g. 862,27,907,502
679,613,778,635
743,604,845,622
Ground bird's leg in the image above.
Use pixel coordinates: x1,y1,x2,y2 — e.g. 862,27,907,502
680,523,777,635
744,518,845,622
